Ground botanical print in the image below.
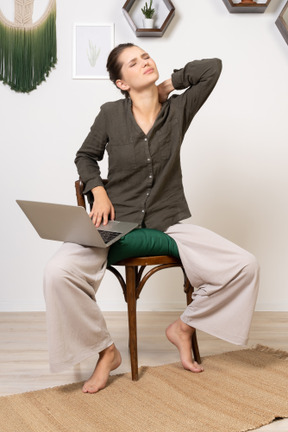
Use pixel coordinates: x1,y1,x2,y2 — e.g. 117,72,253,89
73,24,114,79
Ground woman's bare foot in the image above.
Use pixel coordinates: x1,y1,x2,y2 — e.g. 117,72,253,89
166,319,204,373
82,344,122,394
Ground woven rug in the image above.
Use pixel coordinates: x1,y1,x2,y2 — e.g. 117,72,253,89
1,345,288,432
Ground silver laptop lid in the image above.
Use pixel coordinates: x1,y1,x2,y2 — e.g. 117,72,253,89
16,200,138,248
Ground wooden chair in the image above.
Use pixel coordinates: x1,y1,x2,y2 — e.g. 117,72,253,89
75,178,201,380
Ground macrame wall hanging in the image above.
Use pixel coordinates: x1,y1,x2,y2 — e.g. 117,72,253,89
0,0,57,93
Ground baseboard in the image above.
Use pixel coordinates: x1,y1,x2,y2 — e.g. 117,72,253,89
1,300,288,312
98,300,187,312
0,301,46,312
255,301,288,312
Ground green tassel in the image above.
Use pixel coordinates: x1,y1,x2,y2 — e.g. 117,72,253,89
0,2,57,93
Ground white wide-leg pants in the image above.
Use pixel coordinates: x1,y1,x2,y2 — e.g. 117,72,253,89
165,224,259,346
43,242,112,372
43,223,259,372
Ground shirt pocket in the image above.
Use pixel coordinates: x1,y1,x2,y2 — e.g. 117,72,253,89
152,117,179,161
107,142,137,171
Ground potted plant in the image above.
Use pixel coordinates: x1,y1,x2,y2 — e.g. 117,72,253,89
141,0,155,28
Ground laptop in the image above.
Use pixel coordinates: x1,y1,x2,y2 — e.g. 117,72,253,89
16,200,138,248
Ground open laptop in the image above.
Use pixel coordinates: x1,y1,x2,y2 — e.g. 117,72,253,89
16,200,138,248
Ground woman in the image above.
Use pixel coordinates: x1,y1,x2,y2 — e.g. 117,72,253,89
44,43,259,394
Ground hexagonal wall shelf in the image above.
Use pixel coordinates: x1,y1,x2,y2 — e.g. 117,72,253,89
222,0,271,13
276,1,288,45
122,0,175,37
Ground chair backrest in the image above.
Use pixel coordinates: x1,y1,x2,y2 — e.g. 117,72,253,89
75,177,109,211
75,179,86,209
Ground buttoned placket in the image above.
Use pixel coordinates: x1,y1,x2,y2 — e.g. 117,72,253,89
138,136,153,225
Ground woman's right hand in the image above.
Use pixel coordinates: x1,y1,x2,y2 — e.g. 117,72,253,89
157,78,175,103
90,186,115,227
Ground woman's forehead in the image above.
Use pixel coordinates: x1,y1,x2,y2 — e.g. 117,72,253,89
120,46,146,64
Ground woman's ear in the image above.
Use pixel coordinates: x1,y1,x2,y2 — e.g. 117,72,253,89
116,79,130,92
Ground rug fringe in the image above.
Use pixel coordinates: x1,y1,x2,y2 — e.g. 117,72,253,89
252,344,288,360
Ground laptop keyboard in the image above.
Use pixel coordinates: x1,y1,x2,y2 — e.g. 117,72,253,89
98,230,121,244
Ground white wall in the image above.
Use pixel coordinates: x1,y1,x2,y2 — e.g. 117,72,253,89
0,0,288,312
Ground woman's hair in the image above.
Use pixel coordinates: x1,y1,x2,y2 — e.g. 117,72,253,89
106,43,135,98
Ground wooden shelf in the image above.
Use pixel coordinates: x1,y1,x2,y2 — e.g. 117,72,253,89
122,0,175,37
222,0,271,13
276,1,288,45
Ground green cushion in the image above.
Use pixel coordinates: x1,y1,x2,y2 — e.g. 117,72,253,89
107,228,180,266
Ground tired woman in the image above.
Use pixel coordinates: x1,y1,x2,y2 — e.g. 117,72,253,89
44,43,259,393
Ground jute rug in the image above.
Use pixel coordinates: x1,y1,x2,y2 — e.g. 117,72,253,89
1,345,288,432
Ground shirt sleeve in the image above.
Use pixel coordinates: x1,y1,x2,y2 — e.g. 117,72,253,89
171,58,222,136
74,105,108,195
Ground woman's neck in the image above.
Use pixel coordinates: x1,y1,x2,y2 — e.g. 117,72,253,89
130,86,162,135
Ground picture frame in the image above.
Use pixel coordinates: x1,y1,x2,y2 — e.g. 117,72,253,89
73,23,114,79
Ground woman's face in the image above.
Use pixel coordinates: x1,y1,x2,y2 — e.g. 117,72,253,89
116,45,159,94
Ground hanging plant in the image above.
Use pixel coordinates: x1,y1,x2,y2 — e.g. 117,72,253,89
0,0,57,93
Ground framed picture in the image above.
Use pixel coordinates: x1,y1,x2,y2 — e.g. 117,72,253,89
73,23,114,79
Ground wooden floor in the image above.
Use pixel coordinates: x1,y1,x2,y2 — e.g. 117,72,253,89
1,311,288,431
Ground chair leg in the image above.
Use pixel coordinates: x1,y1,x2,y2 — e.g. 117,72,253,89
125,265,139,381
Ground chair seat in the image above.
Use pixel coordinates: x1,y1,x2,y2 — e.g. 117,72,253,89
107,228,180,266
114,255,181,266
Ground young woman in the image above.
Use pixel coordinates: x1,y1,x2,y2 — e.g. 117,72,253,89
44,43,259,394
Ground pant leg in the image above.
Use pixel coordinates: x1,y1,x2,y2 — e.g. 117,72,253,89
165,223,260,346
43,242,113,372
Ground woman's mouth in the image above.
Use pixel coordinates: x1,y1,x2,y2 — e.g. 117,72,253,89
144,68,154,74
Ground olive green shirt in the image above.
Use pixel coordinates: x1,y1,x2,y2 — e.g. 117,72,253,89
75,58,222,231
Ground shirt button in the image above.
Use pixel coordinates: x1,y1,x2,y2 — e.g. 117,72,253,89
147,192,150,196
147,158,151,162
142,210,145,213
149,175,152,179
144,138,148,142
